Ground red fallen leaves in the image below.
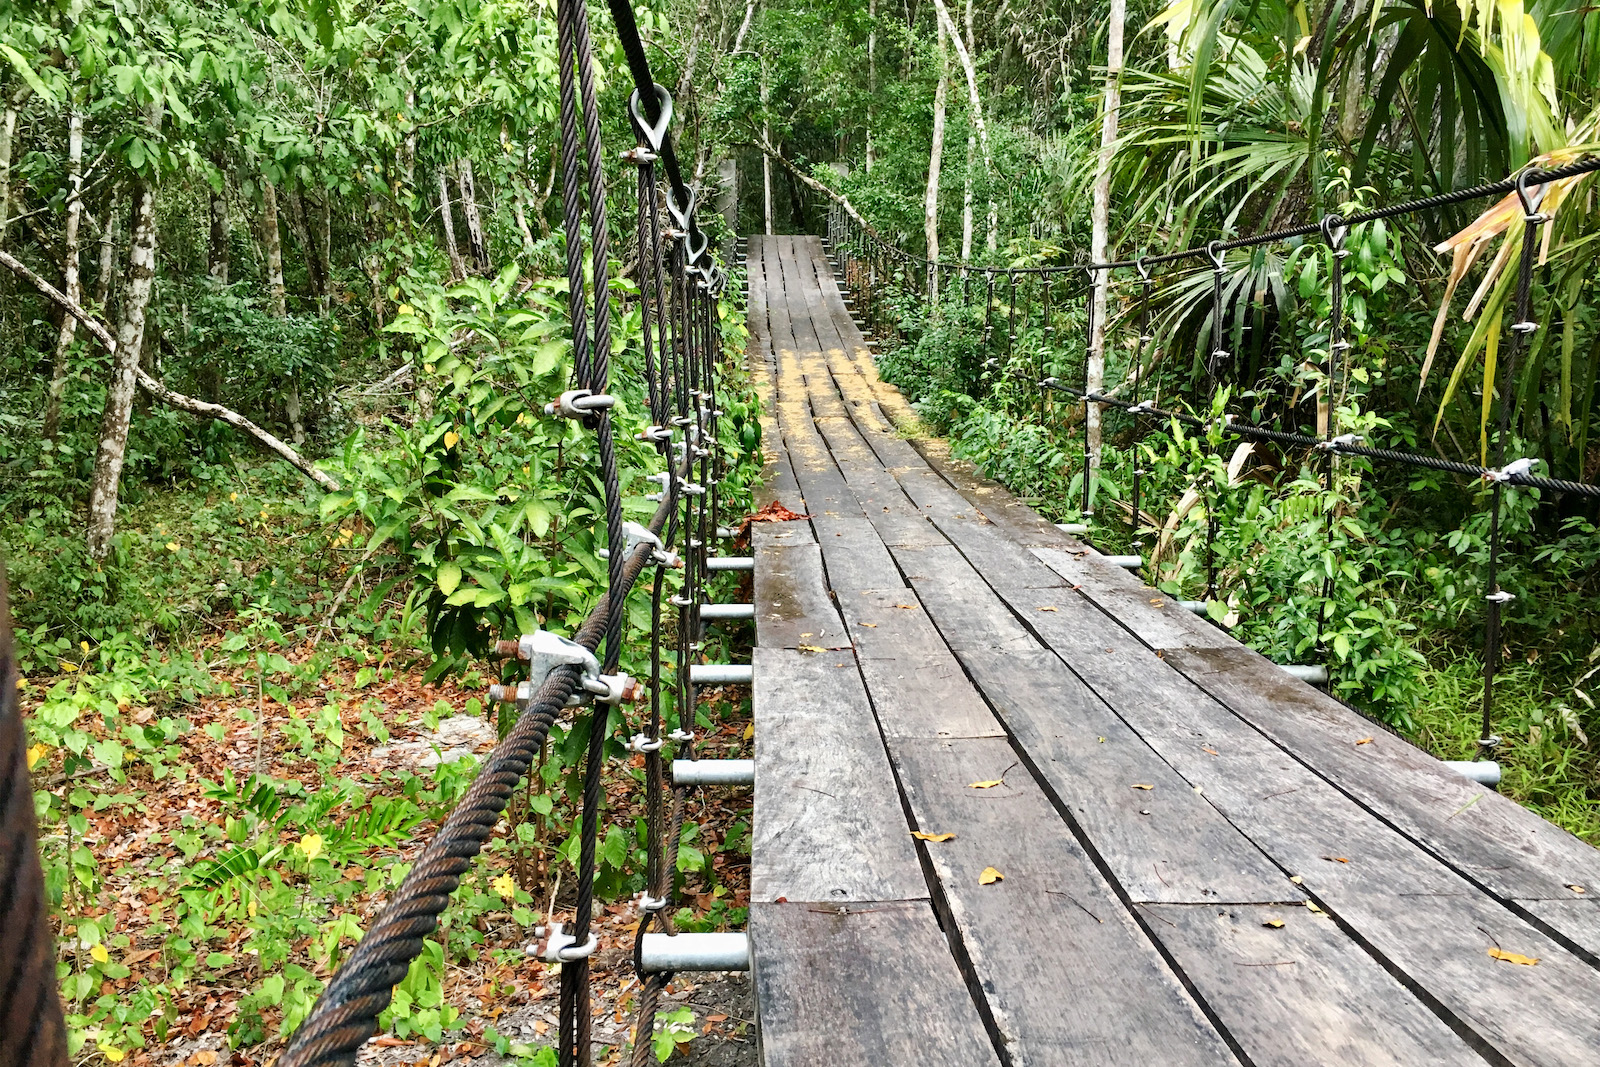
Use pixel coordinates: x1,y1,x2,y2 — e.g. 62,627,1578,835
747,501,808,523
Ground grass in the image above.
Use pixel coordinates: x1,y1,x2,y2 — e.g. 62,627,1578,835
1408,652,1600,843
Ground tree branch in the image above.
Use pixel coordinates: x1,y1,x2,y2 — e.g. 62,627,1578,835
740,132,875,234
0,248,340,491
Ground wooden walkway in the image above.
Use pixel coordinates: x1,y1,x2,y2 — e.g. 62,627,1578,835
738,235,1600,1067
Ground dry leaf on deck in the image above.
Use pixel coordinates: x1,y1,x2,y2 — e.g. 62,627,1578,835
969,779,1004,789
979,866,1004,885
911,831,956,842
1354,737,1374,746
1263,919,1285,929
1131,783,1155,790
1488,947,1539,966
798,645,827,653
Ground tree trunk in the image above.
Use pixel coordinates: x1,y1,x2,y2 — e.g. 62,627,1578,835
960,0,976,259
284,185,325,302
731,0,759,52
207,174,230,285
931,0,997,251
86,183,158,560
1085,0,1126,513
924,18,949,279
314,193,332,312
94,196,117,310
438,168,465,280
457,157,488,272
0,87,31,244
762,57,774,234
262,180,287,317
261,178,303,444
866,0,877,173
42,107,84,441
401,84,417,190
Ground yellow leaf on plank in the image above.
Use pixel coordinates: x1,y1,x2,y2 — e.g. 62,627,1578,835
1306,901,1325,914
979,866,1004,885
969,779,1004,789
797,645,827,653
1488,947,1540,966
1263,919,1285,929
1037,606,1058,612
911,831,956,842
1131,783,1155,790
1355,737,1374,746
858,622,877,628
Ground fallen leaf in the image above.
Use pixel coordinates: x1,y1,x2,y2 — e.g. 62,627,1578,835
1038,606,1058,612
1322,856,1350,863
1131,783,1154,790
1306,901,1325,914
91,944,109,964
979,866,1004,885
1289,875,1304,885
743,723,755,741
1201,746,1219,755
910,831,956,842
1567,884,1585,894
859,622,877,628
797,645,827,653
894,604,917,610
969,779,1004,789
1488,947,1539,966
26,743,48,770
1263,918,1285,928
1355,737,1374,746
706,1013,729,1023
58,661,78,673
746,501,808,523
1098,737,1105,743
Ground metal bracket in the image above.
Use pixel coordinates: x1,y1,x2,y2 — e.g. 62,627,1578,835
625,732,664,754
668,728,695,744
544,390,616,419
528,921,598,963
638,425,673,442
638,893,669,914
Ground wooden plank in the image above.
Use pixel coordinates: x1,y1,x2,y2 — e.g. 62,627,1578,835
892,546,1292,903
889,737,1243,1066
1163,644,1600,903
751,646,926,903
752,533,847,650
750,900,1002,1067
1518,898,1600,962
1138,903,1484,1067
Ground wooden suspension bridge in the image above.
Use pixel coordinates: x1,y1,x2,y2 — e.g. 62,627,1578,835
736,234,1600,1066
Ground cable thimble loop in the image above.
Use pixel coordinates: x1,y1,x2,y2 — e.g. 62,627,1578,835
1205,239,1226,272
1135,255,1152,281
1319,214,1349,254
1515,168,1549,222
667,185,698,234
627,83,674,154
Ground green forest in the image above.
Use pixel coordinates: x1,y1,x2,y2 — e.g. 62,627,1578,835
1,0,1598,1062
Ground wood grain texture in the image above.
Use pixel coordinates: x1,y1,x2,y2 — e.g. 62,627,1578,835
890,737,1242,1066
750,900,1002,1067
753,534,847,650
751,646,926,904
1138,903,1483,1067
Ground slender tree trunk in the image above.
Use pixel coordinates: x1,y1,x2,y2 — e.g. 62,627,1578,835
762,57,774,234
437,168,464,279
42,107,84,440
86,183,157,560
262,180,287,317
261,178,303,444
94,196,117,310
924,18,949,279
207,173,230,285
866,0,877,173
731,0,759,52
314,194,332,312
931,0,996,251
0,87,31,244
676,0,712,105
457,157,487,272
401,84,417,189
284,186,325,302
1085,0,1126,509
960,0,976,259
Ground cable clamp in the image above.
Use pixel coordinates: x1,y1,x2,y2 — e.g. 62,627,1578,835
1485,457,1540,483
544,390,616,419
1485,590,1516,604
599,521,665,564
528,922,598,963
625,733,664,754
693,446,710,459
669,594,693,607
1041,376,1059,388
1478,733,1502,750
1211,348,1229,361
1130,400,1155,413
638,425,673,442
681,483,706,496
712,409,724,418
1510,321,1539,335
510,630,604,709
583,672,636,705
620,146,658,165
670,415,695,427
689,538,704,549
1318,433,1364,451
1330,341,1352,352
668,728,695,744
638,893,669,914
